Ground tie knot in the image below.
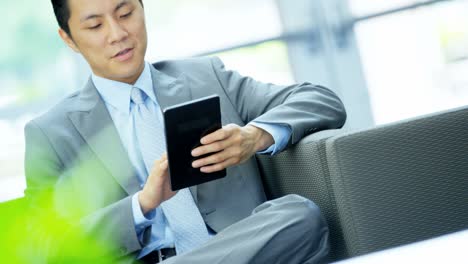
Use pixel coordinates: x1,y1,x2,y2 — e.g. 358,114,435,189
131,87,147,105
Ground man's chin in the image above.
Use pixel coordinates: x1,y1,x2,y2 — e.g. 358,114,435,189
110,62,145,82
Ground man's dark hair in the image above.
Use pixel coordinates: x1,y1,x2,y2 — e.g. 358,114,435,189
51,0,143,37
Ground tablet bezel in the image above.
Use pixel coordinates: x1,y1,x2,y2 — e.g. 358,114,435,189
163,94,226,191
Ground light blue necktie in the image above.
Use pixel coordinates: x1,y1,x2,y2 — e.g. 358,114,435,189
130,87,211,254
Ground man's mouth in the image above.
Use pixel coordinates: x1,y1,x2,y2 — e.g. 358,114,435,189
114,48,133,58
113,48,134,62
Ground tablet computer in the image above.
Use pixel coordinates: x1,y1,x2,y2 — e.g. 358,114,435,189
163,94,226,191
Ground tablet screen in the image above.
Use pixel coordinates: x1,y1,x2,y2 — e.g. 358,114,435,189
163,94,226,191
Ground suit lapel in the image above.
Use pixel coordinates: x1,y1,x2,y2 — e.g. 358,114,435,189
68,67,199,204
149,65,199,203
68,78,140,195
149,64,192,110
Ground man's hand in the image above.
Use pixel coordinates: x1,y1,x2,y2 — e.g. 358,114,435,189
138,153,177,214
191,124,274,173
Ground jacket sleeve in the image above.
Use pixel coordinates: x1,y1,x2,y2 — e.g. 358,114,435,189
24,120,147,258
210,57,347,147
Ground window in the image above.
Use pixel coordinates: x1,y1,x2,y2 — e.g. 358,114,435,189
351,0,429,16
143,0,294,84
0,2,84,202
351,0,468,124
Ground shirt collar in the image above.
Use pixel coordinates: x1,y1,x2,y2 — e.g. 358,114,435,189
91,62,156,115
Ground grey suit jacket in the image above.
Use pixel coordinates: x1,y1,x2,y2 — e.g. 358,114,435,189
24,57,346,257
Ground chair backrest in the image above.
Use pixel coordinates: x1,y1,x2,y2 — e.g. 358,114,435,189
256,129,349,261
325,106,468,258
257,106,468,261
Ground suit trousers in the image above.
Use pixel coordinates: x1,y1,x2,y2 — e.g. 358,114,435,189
161,194,330,264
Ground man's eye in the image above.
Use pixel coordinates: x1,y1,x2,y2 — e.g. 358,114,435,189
121,11,133,18
89,24,101,30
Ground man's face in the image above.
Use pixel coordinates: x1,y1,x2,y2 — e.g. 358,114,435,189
61,0,147,84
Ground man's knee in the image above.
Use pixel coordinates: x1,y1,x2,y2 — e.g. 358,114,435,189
255,194,328,233
283,195,329,257
282,194,327,232
260,195,329,258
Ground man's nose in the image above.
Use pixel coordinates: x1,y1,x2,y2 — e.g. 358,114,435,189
108,19,129,44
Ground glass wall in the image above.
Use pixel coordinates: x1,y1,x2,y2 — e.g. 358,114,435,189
350,0,468,124
351,0,427,16
0,1,87,202
143,0,293,84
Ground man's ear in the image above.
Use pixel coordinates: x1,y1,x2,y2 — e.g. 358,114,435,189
58,28,80,53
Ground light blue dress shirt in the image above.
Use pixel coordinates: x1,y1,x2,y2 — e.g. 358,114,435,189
92,62,292,257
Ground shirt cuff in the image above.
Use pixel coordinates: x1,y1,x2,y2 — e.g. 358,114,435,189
132,191,157,234
249,121,292,155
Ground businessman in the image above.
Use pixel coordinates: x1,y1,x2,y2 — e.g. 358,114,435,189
24,0,346,263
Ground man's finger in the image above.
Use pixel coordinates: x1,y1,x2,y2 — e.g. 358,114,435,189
192,151,228,168
200,157,238,173
161,159,168,170
200,126,234,145
192,140,229,157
